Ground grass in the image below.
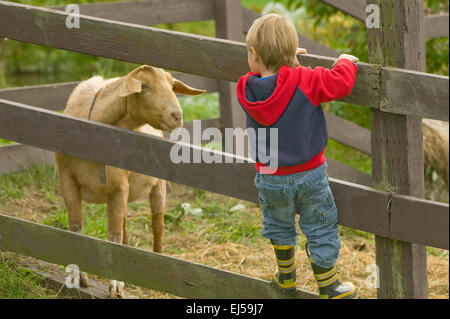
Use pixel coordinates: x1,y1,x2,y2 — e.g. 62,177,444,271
0,165,448,299
0,164,57,204
325,140,372,174
0,252,58,299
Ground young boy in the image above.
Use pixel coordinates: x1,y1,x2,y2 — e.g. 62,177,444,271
237,14,359,299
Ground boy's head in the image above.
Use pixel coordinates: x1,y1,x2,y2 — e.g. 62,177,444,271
246,14,298,74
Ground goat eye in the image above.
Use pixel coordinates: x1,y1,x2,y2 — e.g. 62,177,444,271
142,84,150,90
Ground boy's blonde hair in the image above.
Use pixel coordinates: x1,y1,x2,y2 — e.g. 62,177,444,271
246,14,298,72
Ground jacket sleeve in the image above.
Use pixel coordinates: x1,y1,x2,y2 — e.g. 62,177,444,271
297,59,358,106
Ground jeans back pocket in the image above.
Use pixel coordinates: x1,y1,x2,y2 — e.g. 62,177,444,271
318,193,338,225
258,182,289,208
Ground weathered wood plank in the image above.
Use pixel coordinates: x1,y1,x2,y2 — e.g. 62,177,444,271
50,0,214,26
325,113,371,154
0,144,54,174
0,99,258,202
0,119,219,175
0,143,372,189
380,67,449,121
329,179,389,236
0,108,370,188
0,100,383,231
368,0,428,299
0,147,372,190
0,80,373,156
29,266,113,299
2,98,448,249
0,1,448,120
425,14,449,39
390,195,449,250
0,74,217,112
321,0,366,20
0,1,249,83
322,0,449,40
0,82,78,112
162,118,221,142
0,213,318,299
326,158,372,187
214,0,246,155
52,0,450,41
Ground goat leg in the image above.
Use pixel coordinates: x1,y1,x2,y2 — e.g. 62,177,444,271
107,188,129,298
150,181,166,253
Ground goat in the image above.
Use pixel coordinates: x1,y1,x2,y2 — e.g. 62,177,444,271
55,65,205,298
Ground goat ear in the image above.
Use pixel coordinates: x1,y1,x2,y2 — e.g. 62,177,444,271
119,75,142,97
173,78,206,96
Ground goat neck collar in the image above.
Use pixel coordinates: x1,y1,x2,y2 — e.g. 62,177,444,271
87,87,104,120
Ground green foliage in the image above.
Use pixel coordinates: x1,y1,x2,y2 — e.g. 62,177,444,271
425,0,449,14
43,203,108,240
426,37,450,76
0,0,274,88
179,93,220,122
0,139,14,146
163,192,262,244
242,0,274,13
0,253,57,298
325,140,372,174
283,0,339,26
0,165,57,203
154,21,215,38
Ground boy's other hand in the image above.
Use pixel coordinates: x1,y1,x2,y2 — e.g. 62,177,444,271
332,54,359,67
295,48,308,66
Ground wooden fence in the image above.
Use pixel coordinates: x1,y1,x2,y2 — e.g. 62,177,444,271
325,0,449,39
0,0,448,299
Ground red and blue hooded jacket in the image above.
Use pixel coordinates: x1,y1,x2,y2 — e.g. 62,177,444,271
237,59,358,175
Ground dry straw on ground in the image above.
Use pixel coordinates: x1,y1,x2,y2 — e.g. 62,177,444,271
0,181,448,299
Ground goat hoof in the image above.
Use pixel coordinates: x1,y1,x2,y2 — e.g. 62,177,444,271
109,280,126,299
80,272,94,288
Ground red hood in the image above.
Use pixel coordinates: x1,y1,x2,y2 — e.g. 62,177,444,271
237,65,299,126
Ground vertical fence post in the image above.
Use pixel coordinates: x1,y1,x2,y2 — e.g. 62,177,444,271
213,0,246,153
367,0,428,298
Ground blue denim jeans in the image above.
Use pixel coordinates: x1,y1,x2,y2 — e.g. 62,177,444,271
254,162,341,268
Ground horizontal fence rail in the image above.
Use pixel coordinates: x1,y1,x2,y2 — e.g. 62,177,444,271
0,144,54,174
0,213,317,299
324,113,371,155
425,14,450,39
0,1,448,121
50,0,214,26
0,141,372,188
50,0,340,58
321,0,449,39
0,74,217,111
0,99,447,250
0,79,373,186
322,0,367,20
0,80,372,155
0,137,372,190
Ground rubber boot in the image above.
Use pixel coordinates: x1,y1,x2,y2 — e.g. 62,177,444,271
271,244,297,294
305,243,357,299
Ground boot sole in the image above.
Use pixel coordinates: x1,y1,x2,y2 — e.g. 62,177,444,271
330,285,358,299
271,277,297,295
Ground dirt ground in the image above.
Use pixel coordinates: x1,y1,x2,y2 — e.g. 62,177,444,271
0,181,448,299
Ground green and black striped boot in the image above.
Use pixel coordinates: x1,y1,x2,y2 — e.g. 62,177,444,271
271,244,297,294
305,243,357,299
